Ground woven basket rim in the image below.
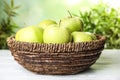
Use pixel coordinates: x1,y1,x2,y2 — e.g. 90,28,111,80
7,34,106,53
7,34,106,45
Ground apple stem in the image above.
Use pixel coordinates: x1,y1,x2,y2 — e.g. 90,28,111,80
68,10,72,18
59,20,61,27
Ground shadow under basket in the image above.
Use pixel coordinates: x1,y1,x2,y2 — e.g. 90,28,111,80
7,35,106,75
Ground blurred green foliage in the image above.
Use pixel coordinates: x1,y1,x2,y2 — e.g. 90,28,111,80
74,2,120,49
0,0,19,49
0,0,120,49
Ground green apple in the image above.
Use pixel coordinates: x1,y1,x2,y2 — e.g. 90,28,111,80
43,25,70,43
15,26,43,43
38,19,57,30
85,32,97,40
71,32,93,42
60,17,83,33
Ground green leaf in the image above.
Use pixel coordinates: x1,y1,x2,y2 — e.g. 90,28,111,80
74,2,120,49
11,0,14,7
13,6,20,10
11,11,18,16
0,0,19,49
4,8,10,15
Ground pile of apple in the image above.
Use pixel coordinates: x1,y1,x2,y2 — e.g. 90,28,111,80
15,15,97,43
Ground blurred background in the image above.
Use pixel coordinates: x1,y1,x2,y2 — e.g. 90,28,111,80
0,0,120,49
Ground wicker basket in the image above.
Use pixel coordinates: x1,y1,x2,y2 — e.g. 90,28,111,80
7,35,106,75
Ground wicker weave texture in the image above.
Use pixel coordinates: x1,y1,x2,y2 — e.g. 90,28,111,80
7,35,106,74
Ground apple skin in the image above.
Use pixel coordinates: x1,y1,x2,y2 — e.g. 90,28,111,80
15,26,43,43
43,25,70,43
71,32,93,42
60,17,83,33
38,19,57,30
85,32,97,40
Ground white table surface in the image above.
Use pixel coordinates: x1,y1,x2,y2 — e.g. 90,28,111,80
0,50,120,80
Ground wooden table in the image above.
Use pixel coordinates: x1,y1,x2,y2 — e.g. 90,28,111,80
0,50,120,80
